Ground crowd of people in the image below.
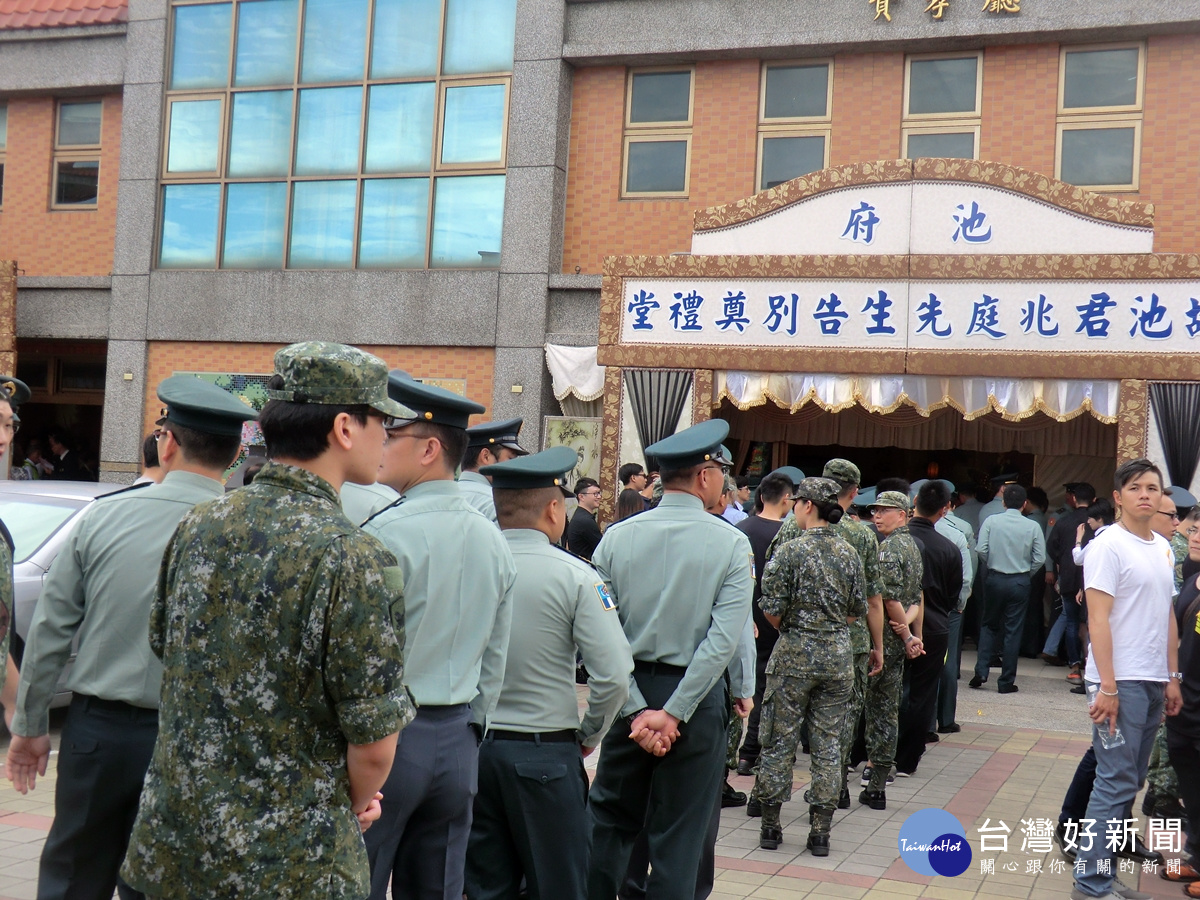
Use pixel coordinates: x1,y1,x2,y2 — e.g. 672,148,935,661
9,430,97,482
0,351,1195,900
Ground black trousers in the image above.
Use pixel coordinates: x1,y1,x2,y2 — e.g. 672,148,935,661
618,779,722,900
1166,728,1200,866
39,694,156,900
587,673,728,900
894,629,949,775
738,650,771,765
464,734,590,900
365,704,478,900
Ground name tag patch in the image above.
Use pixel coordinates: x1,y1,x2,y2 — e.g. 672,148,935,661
749,553,756,580
595,583,616,611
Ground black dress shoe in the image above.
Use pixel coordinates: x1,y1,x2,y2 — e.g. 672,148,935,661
925,732,940,743
806,833,829,856
736,758,754,777
969,675,984,688
759,824,783,850
722,782,747,808
998,684,1019,694
938,723,962,734
1070,683,1086,694
1118,836,1165,866
746,798,761,817
1054,822,1077,862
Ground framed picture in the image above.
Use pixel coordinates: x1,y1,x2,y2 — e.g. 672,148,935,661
542,416,602,489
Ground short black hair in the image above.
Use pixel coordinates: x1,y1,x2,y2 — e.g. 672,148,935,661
1001,484,1027,509
1114,458,1163,492
957,484,977,498
1086,499,1115,526
462,445,485,470
142,433,160,469
242,457,267,485
495,485,561,529
618,462,644,486
405,421,468,473
756,472,793,505
163,421,242,471
573,477,599,498
735,475,750,490
1026,486,1049,512
258,374,371,462
915,480,951,516
660,464,701,488
875,477,911,496
1072,482,1097,504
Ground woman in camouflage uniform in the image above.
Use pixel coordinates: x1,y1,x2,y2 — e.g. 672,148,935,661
750,477,867,857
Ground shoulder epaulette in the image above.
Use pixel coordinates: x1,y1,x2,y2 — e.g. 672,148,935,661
555,544,597,570
360,496,405,528
96,481,154,500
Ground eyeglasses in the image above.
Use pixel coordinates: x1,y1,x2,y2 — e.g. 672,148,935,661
700,464,732,476
581,490,602,498
1157,510,1181,521
1187,526,1199,536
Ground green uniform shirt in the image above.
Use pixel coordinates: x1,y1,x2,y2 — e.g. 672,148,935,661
486,529,633,746
340,480,400,526
977,508,1046,574
13,472,224,737
760,525,867,678
1171,531,1188,595
365,479,516,727
878,525,924,658
458,470,498,524
592,492,753,723
122,463,414,900
0,536,10,700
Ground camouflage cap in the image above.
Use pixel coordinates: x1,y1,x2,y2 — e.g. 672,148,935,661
267,342,415,420
869,490,910,512
792,476,841,506
822,458,861,486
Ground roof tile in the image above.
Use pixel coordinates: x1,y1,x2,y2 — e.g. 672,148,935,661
0,0,127,30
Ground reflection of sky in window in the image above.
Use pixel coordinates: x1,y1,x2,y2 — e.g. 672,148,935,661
906,132,974,160
371,0,440,77
626,141,686,193
764,65,828,119
360,179,428,267
0,106,8,149
441,84,505,164
301,0,367,83
223,182,287,267
59,102,102,146
228,91,293,176
290,181,357,267
1061,128,1135,186
908,57,977,115
761,135,824,190
1063,49,1138,109
366,83,435,172
431,175,505,267
171,3,231,89
235,0,298,86
167,100,222,172
630,72,691,123
442,0,516,75
160,184,219,267
295,87,363,175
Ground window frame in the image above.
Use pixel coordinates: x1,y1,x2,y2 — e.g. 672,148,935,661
0,103,7,210
620,66,694,200
755,129,830,193
620,132,691,199
900,51,982,162
1054,41,1144,193
624,66,695,130
51,98,104,211
158,0,513,269
900,124,980,162
754,59,832,193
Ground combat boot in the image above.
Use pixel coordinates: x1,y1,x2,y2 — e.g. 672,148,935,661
759,803,783,850
807,806,834,857
859,765,888,809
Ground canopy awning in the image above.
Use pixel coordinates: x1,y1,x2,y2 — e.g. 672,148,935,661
545,344,605,402
715,372,1119,425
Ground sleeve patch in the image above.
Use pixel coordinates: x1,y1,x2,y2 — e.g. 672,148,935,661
382,565,404,594
748,552,756,580
595,582,616,611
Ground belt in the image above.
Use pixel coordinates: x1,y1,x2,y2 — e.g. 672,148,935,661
633,660,688,677
987,570,1028,577
486,729,577,743
74,694,158,720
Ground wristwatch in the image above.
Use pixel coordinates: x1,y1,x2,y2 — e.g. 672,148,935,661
1169,671,1184,681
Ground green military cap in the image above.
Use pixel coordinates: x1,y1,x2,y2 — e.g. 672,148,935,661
644,419,729,469
822,458,860,486
1169,486,1197,509
480,445,576,495
0,376,31,408
767,465,806,485
854,485,877,508
989,472,1019,488
267,341,414,420
156,375,259,437
791,476,840,505
386,371,485,430
466,418,529,455
869,490,910,512
715,444,734,466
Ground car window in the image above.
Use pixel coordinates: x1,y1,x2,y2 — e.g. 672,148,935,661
0,497,88,563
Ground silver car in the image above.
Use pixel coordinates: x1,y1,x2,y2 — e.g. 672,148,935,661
2,479,121,705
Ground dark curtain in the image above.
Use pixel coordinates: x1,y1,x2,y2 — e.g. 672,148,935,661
1149,382,1200,490
624,369,693,458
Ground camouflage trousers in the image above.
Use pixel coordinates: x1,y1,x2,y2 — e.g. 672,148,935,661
864,643,904,775
1146,722,1181,804
727,696,742,770
840,652,869,774
750,672,853,809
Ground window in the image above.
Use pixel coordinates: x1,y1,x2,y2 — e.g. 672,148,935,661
53,100,102,208
159,0,515,269
901,52,981,161
756,61,831,191
1056,43,1144,192
621,68,693,198
0,104,6,208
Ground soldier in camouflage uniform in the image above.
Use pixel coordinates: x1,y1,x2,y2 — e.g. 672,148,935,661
0,377,28,707
860,490,924,811
751,478,866,857
122,342,418,899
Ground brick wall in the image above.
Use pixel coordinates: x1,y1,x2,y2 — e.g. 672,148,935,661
142,342,496,439
0,94,121,276
562,36,1200,270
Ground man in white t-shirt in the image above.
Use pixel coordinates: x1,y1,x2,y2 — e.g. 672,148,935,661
1072,458,1183,900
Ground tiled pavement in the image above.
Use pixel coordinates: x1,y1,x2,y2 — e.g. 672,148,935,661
0,652,1191,900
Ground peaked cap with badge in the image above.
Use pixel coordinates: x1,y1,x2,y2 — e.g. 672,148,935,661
266,341,414,420
643,418,730,469
0,376,31,409
156,375,259,437
467,417,529,455
481,445,577,496
386,371,485,430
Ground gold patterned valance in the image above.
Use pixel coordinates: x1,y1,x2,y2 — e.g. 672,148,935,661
714,372,1120,425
